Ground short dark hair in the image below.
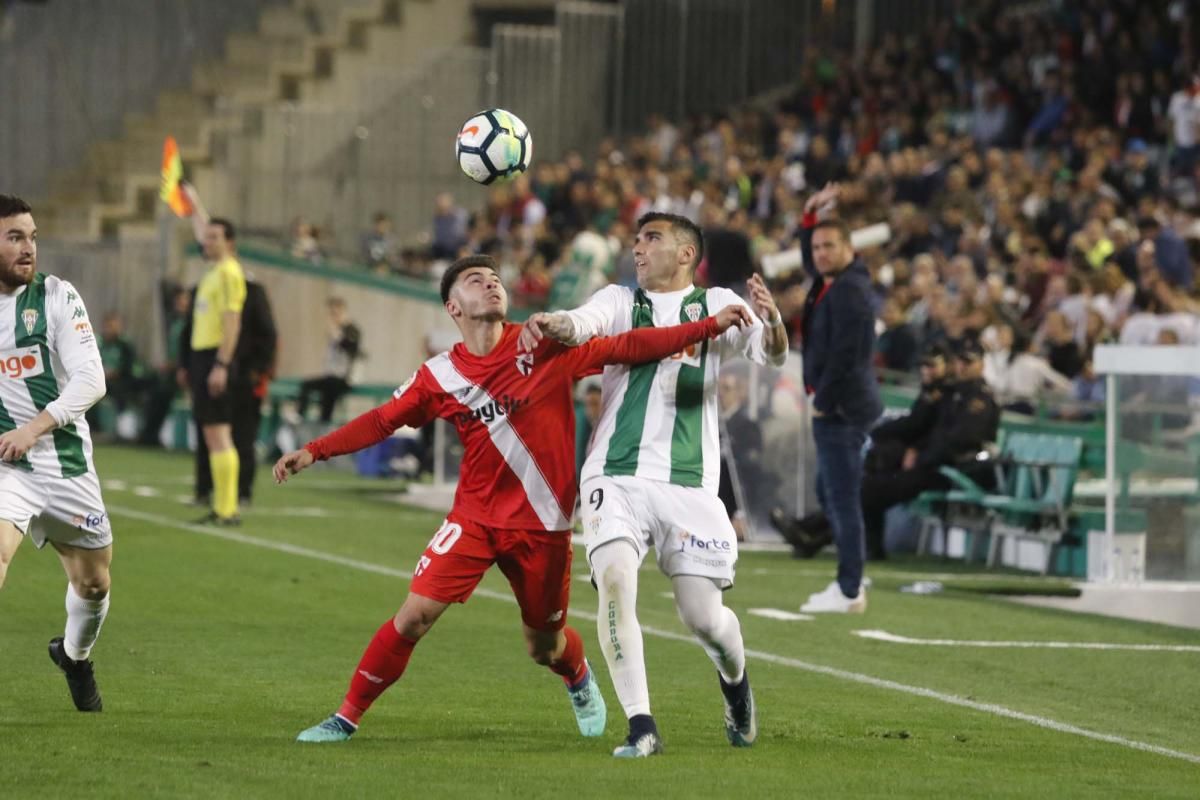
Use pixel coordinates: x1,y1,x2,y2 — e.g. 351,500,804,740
209,217,236,242
636,212,705,268
812,218,852,244
441,254,498,303
0,195,33,219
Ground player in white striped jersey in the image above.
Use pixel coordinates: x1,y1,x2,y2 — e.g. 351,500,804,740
0,195,111,712
520,212,788,756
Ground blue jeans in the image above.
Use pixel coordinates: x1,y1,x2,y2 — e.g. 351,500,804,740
813,416,868,598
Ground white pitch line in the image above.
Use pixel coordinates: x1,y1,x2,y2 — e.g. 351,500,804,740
749,608,814,622
748,567,1076,585
854,629,1200,653
108,504,1200,766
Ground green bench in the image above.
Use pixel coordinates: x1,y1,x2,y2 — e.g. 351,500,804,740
915,433,1085,574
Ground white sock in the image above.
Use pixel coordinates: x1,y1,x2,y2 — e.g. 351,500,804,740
672,575,746,685
590,541,651,718
64,583,109,662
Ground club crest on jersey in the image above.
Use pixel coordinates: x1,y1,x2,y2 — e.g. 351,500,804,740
684,303,702,322
515,352,534,376
22,309,37,335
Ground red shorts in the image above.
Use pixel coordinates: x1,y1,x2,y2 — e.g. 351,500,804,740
410,512,574,632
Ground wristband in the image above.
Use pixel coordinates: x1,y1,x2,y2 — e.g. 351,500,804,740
767,312,784,328
214,359,230,369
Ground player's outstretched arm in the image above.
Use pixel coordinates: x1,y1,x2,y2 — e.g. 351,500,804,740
575,305,752,370
273,448,314,484
518,285,624,352
276,372,438,485
517,312,575,352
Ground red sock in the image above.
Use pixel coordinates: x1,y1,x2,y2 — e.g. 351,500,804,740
549,625,588,688
337,619,417,725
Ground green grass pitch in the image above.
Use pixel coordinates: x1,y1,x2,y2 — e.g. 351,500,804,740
3,446,1198,798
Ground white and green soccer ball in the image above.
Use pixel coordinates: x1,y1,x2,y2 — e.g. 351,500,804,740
455,108,532,185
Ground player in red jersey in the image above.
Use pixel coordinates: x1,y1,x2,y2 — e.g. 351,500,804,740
275,254,752,743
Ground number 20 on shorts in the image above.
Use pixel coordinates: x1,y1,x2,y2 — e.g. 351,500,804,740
415,520,464,576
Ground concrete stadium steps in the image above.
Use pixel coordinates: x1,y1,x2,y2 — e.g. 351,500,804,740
40,0,471,241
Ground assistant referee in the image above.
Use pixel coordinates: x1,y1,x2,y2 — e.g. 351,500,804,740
182,183,245,525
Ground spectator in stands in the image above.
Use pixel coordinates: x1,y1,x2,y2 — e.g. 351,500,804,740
1138,215,1193,289
297,298,362,423
983,323,1073,415
291,218,323,263
1041,310,1085,380
505,176,547,241
100,311,139,404
1167,74,1200,175
875,298,920,373
717,367,768,543
362,212,397,273
1112,139,1162,206
139,287,190,446
513,251,552,309
88,311,141,434
430,195,467,261
574,381,602,481
546,225,614,311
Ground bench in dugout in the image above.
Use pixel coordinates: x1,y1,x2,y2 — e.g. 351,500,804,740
914,433,1085,575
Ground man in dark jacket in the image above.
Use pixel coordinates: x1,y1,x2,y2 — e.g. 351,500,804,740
795,183,882,613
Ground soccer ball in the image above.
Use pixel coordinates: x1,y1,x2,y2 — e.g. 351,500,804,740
455,108,532,185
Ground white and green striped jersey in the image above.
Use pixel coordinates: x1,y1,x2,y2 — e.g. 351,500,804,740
0,274,103,478
569,284,786,493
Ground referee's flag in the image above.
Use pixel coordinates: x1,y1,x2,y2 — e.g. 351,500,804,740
160,136,193,217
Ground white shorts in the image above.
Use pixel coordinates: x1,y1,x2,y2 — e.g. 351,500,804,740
0,465,112,550
581,475,737,588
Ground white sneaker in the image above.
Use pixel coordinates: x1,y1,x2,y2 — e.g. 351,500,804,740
800,581,867,614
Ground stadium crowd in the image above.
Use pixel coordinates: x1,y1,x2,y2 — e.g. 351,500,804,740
106,0,1199,468
369,0,1199,419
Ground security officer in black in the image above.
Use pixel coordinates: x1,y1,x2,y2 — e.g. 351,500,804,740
774,339,998,559
865,343,953,474
857,338,999,556
913,339,999,477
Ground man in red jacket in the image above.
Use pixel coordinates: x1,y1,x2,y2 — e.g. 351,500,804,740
274,254,750,744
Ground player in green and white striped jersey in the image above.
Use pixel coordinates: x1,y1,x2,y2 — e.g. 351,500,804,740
0,195,112,712
520,212,788,757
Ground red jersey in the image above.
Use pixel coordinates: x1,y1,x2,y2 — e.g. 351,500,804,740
305,317,722,531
